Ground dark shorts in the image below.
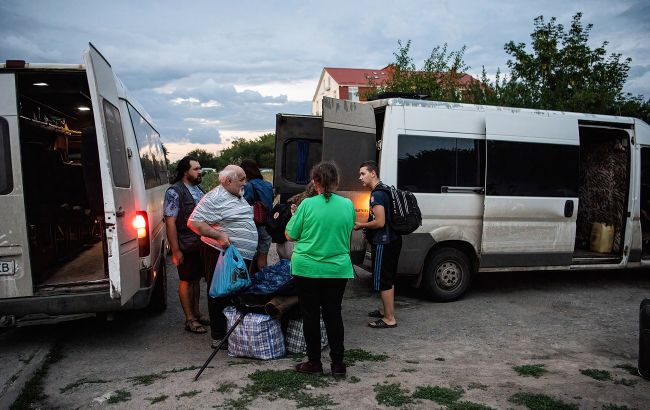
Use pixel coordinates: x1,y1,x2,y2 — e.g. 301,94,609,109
177,250,204,282
371,236,402,292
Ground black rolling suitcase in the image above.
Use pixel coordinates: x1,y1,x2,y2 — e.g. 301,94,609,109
640,298,650,379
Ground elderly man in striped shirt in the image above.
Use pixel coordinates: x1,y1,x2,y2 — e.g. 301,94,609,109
188,165,258,348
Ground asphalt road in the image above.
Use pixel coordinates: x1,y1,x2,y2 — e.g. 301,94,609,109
3,252,650,409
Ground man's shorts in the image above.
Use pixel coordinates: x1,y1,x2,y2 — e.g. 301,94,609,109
371,236,402,292
177,250,204,282
257,225,272,253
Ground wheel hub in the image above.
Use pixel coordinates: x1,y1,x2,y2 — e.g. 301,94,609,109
435,261,461,290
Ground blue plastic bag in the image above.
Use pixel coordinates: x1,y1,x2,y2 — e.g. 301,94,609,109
247,259,293,295
209,246,250,298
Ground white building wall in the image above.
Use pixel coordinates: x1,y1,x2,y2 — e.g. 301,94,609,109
311,71,339,115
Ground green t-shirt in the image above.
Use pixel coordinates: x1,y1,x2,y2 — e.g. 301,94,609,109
286,193,356,279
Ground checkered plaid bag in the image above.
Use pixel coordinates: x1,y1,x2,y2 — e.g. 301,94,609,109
285,316,328,354
223,306,286,360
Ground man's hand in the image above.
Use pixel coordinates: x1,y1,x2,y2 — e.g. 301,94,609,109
216,232,231,248
171,249,184,266
353,222,363,231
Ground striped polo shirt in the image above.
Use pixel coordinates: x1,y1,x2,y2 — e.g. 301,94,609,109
188,185,258,260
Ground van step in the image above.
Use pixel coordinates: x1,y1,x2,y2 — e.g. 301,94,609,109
571,256,622,265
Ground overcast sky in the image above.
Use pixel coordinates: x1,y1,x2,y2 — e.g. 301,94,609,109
2,0,648,161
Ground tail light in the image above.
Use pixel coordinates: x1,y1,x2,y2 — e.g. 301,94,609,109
132,211,150,257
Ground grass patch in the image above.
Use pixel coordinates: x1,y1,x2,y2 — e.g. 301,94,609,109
348,376,361,383
435,357,445,361
128,373,166,386
374,382,413,407
60,377,110,393
602,405,636,410
294,392,337,408
227,359,255,366
10,344,63,410
219,396,253,410
412,385,464,405
400,368,417,373
613,378,637,387
448,401,495,410
467,382,488,390
509,392,578,410
513,364,547,378
176,389,201,399
386,373,396,378
107,389,131,404
344,349,388,366
163,365,201,374
405,359,419,364
580,368,612,381
216,382,238,393
146,394,168,404
615,364,639,377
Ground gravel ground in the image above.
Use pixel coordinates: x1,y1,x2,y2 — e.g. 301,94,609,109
8,246,650,409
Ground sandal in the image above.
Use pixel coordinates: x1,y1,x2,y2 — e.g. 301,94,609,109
368,319,397,329
185,319,207,334
368,309,383,318
197,314,211,326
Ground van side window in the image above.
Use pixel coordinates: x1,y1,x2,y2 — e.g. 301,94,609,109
0,118,12,195
102,100,130,188
397,134,484,193
127,103,168,188
283,139,322,184
486,141,578,197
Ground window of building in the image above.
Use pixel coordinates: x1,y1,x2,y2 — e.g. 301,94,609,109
127,103,168,189
0,118,12,195
102,100,130,188
284,139,322,184
486,140,578,197
397,134,484,193
348,86,359,102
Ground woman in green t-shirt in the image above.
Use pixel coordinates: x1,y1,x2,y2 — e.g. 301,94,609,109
285,161,356,378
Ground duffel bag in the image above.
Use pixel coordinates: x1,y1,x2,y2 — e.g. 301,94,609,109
224,306,285,360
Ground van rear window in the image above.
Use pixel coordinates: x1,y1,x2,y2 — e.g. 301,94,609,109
283,139,322,184
127,103,168,189
398,134,484,193
0,118,12,195
103,100,130,188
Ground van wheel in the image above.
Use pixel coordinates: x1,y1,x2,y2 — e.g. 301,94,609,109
148,259,167,313
422,248,472,302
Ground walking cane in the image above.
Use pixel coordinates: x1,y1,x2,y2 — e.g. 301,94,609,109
194,311,247,381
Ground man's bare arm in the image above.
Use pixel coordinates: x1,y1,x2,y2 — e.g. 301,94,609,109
188,219,230,247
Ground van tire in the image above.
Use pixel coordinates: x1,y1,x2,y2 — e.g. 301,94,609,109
422,248,472,302
148,259,167,313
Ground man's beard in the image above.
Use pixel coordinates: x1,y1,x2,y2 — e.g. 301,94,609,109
189,174,202,185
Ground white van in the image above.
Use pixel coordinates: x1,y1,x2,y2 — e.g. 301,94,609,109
274,97,650,301
0,44,168,325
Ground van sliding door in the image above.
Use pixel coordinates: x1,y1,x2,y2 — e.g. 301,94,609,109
0,74,33,298
322,97,377,263
84,43,138,304
480,112,579,269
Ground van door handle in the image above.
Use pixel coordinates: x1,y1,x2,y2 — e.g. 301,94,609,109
564,200,574,218
116,207,125,217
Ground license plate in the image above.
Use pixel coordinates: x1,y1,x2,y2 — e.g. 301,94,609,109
0,260,15,276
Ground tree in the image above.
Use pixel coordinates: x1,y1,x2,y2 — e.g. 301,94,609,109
186,148,219,169
368,40,473,102
214,133,275,170
502,12,639,115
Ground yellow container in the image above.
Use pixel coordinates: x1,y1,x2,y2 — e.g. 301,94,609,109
590,222,615,253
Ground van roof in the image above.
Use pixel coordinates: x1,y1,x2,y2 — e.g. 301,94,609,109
366,97,637,125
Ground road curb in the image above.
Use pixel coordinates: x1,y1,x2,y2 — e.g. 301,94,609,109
0,343,52,410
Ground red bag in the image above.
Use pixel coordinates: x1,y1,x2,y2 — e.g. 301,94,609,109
253,201,267,226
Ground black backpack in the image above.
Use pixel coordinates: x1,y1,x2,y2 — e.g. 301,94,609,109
265,203,292,244
375,183,422,235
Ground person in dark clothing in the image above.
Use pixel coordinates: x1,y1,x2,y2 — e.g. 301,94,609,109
164,156,208,333
354,161,401,329
241,159,274,269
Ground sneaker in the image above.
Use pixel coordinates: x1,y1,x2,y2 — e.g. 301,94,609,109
330,361,346,378
211,338,229,350
295,361,323,375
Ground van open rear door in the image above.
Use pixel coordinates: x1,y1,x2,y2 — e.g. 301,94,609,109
480,112,579,269
0,73,33,298
84,44,138,304
322,97,377,263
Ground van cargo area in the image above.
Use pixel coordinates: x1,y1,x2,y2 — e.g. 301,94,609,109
16,70,107,293
574,124,631,263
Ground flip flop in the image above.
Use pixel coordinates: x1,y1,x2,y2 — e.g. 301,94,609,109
368,309,383,318
185,319,207,334
368,319,397,329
